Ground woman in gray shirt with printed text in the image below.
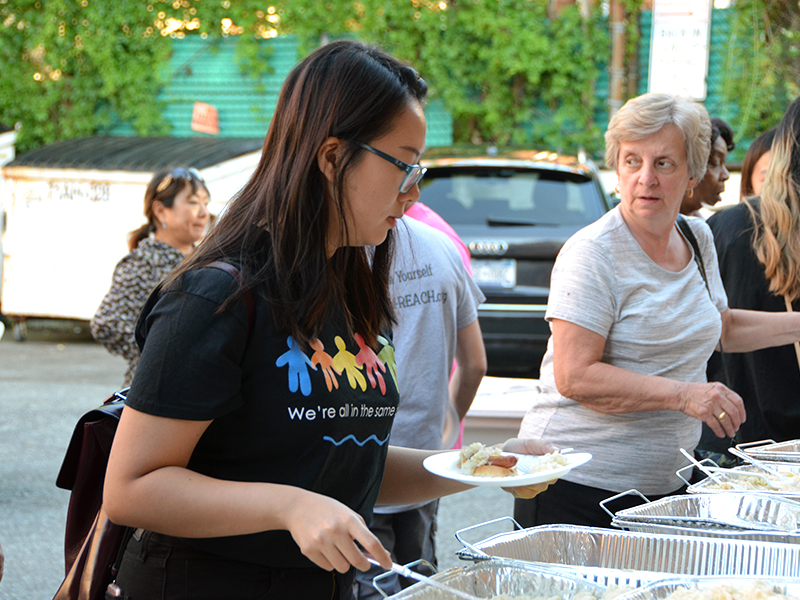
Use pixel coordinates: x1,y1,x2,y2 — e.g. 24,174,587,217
515,93,800,528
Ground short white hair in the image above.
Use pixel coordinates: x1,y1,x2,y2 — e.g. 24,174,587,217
605,93,711,181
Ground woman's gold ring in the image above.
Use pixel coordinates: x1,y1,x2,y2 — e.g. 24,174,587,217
717,410,727,421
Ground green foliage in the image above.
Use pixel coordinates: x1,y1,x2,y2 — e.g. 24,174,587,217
0,0,173,153
312,0,610,154
723,0,800,140
1,0,609,156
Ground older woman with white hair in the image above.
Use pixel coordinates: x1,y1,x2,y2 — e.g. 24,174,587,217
514,93,800,529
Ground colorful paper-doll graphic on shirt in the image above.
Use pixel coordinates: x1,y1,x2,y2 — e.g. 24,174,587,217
354,332,387,394
377,335,397,390
332,335,367,391
275,336,316,396
276,332,397,398
309,338,341,392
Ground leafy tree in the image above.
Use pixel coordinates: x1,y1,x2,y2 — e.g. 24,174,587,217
277,0,610,153
2,0,609,155
723,0,800,140
362,0,609,150
0,0,173,153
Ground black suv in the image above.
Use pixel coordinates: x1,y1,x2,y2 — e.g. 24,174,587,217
418,147,612,378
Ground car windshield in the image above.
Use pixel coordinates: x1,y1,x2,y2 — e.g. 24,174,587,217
418,167,605,227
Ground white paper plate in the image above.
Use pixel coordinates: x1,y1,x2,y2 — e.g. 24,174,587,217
423,451,592,488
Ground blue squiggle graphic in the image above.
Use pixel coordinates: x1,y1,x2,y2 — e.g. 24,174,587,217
324,434,390,447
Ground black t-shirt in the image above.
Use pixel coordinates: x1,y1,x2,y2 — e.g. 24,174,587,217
706,200,800,443
128,266,399,568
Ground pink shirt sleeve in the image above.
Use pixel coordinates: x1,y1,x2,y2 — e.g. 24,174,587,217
405,202,472,274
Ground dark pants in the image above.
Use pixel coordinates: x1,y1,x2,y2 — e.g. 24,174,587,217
113,529,355,600
513,478,686,529
353,501,438,600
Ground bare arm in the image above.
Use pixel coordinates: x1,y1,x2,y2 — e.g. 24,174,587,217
720,307,800,352
449,319,487,421
104,406,392,573
551,318,745,439
376,446,471,506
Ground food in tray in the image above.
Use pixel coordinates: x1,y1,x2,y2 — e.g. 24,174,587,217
457,443,571,478
458,443,519,477
490,587,631,600
703,471,800,493
491,594,595,600
661,580,799,600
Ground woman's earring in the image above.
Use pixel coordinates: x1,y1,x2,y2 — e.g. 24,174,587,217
162,221,167,229
687,188,694,198
614,183,620,194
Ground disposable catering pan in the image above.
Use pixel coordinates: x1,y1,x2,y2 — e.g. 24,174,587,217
381,559,607,599
676,461,800,499
454,519,800,588
612,576,800,600
600,490,800,544
737,439,800,464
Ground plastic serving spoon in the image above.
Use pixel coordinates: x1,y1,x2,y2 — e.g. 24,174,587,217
679,448,728,485
366,558,483,600
680,448,781,490
728,446,786,478
727,446,793,490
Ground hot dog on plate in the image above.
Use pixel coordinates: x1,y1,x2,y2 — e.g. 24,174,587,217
457,442,519,477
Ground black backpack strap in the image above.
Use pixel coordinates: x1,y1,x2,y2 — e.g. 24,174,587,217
137,261,255,348
677,214,711,300
204,260,255,343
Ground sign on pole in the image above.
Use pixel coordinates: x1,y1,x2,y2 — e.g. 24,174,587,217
648,0,714,100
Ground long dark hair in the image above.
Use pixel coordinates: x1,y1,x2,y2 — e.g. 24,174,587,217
170,40,427,349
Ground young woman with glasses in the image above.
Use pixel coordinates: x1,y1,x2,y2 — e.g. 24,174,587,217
102,40,555,599
90,167,210,386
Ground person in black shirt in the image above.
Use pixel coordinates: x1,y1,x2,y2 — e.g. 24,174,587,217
703,96,800,447
103,40,555,600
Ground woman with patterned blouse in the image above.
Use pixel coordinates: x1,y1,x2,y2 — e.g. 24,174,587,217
90,167,210,386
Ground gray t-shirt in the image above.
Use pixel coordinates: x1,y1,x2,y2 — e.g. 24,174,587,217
377,217,484,514
518,207,728,494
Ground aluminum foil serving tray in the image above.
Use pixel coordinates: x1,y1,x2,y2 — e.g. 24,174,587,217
385,559,606,600
614,576,800,600
738,439,800,464
455,524,800,587
610,492,800,544
685,463,800,498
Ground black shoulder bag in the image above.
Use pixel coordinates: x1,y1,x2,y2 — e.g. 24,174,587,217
676,214,711,300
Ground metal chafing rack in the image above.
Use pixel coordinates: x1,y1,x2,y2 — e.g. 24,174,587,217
737,439,800,464
601,490,800,544
454,520,800,588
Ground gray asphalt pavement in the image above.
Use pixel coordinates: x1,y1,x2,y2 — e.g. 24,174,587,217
0,320,517,599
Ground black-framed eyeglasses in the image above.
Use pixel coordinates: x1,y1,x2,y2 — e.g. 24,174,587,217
156,167,205,193
348,140,426,193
